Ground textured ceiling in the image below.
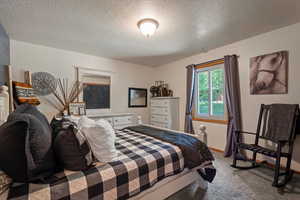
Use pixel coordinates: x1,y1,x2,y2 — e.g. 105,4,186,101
0,0,300,67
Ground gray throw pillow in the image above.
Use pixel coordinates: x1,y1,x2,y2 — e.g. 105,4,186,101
11,103,51,135
6,113,56,182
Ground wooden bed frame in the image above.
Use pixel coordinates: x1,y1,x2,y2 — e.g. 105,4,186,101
132,167,208,200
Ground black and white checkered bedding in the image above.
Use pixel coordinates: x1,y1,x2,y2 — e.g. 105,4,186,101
8,128,185,200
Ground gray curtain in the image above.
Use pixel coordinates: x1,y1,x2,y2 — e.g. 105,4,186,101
184,64,196,134
224,55,242,157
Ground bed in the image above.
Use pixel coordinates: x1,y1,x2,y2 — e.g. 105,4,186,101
7,125,215,200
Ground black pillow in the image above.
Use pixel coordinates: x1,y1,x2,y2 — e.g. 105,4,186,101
0,121,28,182
1,108,56,182
53,119,93,171
50,117,77,140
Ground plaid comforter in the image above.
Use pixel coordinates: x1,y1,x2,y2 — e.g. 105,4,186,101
8,129,185,200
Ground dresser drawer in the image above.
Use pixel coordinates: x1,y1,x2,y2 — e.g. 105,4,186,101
151,107,169,115
150,114,169,123
150,99,169,107
113,116,132,125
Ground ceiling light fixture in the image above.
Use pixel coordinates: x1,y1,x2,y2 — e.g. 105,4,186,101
137,18,159,37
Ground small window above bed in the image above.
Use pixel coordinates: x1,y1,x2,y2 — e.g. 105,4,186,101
82,76,110,109
75,66,112,114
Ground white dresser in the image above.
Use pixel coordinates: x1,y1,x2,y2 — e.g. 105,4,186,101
87,113,137,129
150,97,179,130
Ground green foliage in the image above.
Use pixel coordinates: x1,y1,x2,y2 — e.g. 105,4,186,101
197,68,224,116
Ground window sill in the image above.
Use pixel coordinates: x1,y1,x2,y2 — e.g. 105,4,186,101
192,118,228,125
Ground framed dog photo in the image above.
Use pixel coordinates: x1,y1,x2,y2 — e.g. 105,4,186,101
69,102,86,116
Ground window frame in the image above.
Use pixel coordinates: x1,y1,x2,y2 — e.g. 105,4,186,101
75,66,113,116
192,59,228,124
83,82,111,109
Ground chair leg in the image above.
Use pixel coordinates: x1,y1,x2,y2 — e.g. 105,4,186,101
273,157,281,186
273,149,281,187
283,155,293,184
252,152,257,167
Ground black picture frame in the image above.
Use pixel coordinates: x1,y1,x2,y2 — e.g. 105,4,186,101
128,88,147,108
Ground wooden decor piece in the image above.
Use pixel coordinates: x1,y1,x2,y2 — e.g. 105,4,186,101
42,78,85,114
7,65,14,113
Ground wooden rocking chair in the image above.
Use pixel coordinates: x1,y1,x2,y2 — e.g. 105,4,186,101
232,104,299,187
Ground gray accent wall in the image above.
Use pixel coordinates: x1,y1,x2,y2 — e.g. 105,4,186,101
0,23,10,85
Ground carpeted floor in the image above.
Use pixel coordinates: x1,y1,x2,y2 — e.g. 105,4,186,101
167,152,300,200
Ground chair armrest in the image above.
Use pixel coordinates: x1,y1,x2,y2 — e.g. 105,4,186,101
277,139,289,145
235,130,256,135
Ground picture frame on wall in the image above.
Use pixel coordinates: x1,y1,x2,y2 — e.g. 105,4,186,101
69,102,86,116
128,88,147,108
250,51,288,95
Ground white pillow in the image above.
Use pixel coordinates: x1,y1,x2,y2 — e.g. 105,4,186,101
78,116,118,162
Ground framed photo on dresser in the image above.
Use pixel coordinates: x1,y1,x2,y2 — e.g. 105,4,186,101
128,88,147,107
69,102,86,116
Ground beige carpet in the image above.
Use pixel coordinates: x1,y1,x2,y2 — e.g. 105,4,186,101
167,152,300,200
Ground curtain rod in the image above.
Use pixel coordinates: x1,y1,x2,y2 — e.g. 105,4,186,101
195,55,240,67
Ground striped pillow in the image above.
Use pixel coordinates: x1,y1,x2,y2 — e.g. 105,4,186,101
13,81,40,105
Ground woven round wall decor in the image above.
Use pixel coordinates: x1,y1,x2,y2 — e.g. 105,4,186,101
32,72,57,96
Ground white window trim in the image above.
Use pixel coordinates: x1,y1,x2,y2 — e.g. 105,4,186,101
74,66,114,115
194,64,226,121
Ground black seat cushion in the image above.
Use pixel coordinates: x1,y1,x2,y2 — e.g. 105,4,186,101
238,143,289,158
53,119,93,171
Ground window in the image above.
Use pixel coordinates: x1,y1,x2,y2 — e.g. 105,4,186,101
81,75,111,110
193,60,227,124
83,83,110,109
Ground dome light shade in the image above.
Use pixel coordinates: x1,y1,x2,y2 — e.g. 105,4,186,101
137,18,159,37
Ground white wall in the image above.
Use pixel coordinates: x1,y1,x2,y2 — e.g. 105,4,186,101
10,40,154,122
153,22,300,170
